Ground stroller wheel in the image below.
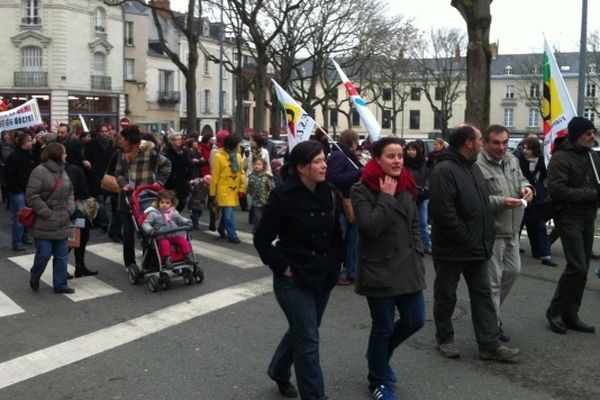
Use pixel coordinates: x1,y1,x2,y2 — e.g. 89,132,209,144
182,269,194,286
148,275,160,292
193,267,205,284
127,264,141,285
159,272,170,290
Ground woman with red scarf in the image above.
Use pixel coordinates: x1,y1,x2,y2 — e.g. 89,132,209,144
350,137,426,400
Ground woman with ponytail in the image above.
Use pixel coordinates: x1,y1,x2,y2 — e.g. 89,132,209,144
350,136,426,400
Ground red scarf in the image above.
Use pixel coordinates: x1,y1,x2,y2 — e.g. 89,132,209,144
360,159,417,200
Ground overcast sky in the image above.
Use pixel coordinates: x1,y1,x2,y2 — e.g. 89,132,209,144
171,0,599,54
393,0,600,54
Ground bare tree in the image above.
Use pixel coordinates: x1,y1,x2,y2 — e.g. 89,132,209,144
451,0,492,129
104,0,206,132
411,28,466,136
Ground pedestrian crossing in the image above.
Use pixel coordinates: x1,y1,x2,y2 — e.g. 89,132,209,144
1,230,264,319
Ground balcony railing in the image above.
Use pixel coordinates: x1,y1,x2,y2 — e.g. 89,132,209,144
91,75,111,90
14,71,47,87
158,91,181,103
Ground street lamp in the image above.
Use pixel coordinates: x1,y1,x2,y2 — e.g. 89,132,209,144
576,0,588,115
218,0,224,131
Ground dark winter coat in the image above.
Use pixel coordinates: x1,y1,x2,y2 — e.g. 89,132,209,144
325,144,361,197
164,144,192,200
547,140,600,218
3,147,35,194
429,147,495,261
253,175,343,291
84,136,114,196
351,182,426,297
26,160,76,240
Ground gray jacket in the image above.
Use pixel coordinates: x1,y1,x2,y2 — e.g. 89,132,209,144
477,150,531,238
142,206,191,235
350,182,426,297
26,160,76,240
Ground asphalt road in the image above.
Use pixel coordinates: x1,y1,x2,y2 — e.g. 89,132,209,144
0,205,599,400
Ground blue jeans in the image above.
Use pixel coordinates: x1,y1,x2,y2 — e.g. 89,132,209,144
366,291,425,389
339,213,357,280
417,200,431,250
218,207,238,241
268,274,332,400
30,238,69,291
9,192,29,248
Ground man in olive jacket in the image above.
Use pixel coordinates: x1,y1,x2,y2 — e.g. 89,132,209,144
545,116,598,334
429,124,520,362
477,124,533,342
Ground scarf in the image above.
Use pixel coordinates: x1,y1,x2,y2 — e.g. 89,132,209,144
161,206,176,224
228,150,240,172
403,154,425,171
360,159,417,200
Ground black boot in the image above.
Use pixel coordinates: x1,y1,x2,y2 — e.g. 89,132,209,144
75,265,99,278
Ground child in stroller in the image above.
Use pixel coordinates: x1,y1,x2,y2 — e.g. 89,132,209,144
127,184,204,291
142,190,196,268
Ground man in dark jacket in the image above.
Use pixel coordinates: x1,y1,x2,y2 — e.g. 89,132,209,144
429,124,520,362
545,116,598,334
163,131,192,212
4,131,35,251
84,124,114,230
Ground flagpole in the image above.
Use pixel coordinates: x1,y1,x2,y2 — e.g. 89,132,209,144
576,0,588,115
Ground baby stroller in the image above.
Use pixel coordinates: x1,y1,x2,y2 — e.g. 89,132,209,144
125,183,204,292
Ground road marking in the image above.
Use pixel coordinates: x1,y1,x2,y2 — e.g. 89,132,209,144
0,276,272,390
0,290,24,318
8,254,120,301
191,239,263,269
196,222,254,244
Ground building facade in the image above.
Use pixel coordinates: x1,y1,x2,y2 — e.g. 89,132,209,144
0,0,125,132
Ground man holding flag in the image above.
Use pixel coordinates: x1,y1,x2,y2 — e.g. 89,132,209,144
545,116,598,335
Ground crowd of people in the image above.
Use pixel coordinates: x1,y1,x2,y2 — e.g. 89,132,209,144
1,116,599,400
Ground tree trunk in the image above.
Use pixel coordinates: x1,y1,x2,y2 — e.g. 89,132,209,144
234,74,245,136
452,0,492,129
186,43,199,133
253,59,268,135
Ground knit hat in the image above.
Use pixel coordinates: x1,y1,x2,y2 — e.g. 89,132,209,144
215,130,230,147
567,116,596,142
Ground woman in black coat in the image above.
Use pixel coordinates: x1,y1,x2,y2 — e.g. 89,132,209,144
254,140,343,400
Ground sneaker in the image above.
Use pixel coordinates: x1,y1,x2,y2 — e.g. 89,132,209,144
29,280,39,292
12,246,26,252
370,384,396,400
228,237,241,244
274,380,298,398
437,343,460,358
479,345,520,362
336,277,354,286
54,287,75,294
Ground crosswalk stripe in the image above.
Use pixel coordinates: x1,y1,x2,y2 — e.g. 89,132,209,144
7,254,120,301
88,237,263,270
0,290,24,318
0,276,273,390
196,222,254,244
191,239,263,269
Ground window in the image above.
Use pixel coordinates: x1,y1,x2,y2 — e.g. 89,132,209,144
93,52,105,75
410,88,421,101
382,110,392,129
329,88,338,101
159,70,174,92
589,63,597,74
202,21,210,37
204,56,211,75
221,90,228,113
124,21,134,46
23,0,41,25
503,108,514,127
529,84,540,98
329,109,338,127
434,87,444,101
586,83,597,98
505,85,515,99
433,112,441,130
409,110,420,130
124,58,134,81
352,110,360,127
504,65,513,75
203,89,212,113
528,108,539,127
21,46,42,70
584,108,596,123
382,88,392,101
532,65,540,75
95,7,106,33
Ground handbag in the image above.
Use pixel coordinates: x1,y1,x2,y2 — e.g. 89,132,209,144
68,227,81,249
17,207,36,227
17,177,63,228
100,174,120,193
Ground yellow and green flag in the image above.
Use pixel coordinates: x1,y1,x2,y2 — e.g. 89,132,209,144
542,38,576,164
